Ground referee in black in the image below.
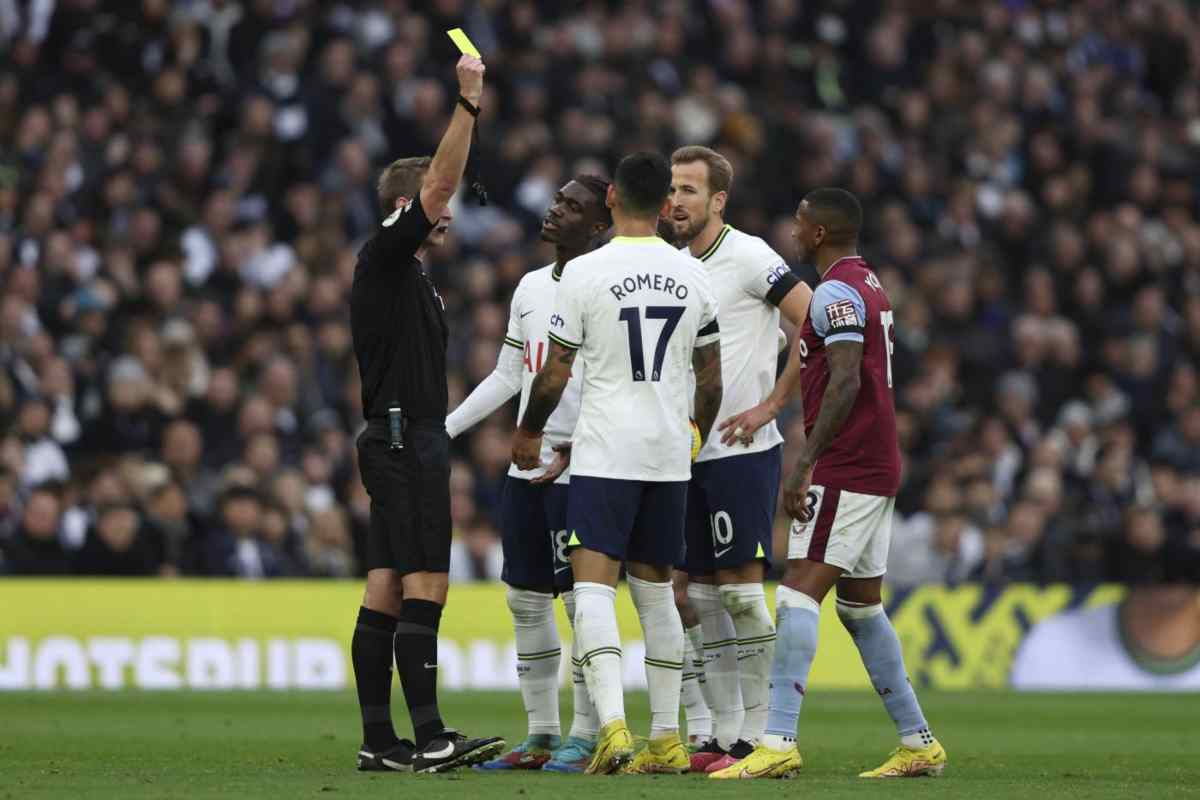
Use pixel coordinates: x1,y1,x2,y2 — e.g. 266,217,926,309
349,53,502,774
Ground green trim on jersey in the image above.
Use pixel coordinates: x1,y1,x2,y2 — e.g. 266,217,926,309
1116,601,1200,676
611,235,661,244
503,336,523,349
548,331,580,350
698,224,732,262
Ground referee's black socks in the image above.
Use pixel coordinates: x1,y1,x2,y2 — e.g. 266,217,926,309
352,606,400,751
395,599,446,747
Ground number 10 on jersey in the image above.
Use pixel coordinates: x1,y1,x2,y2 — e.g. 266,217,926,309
619,305,684,382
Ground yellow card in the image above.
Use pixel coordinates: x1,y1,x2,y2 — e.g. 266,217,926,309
447,28,481,58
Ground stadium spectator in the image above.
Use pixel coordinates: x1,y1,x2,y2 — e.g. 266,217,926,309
889,480,985,587
73,502,159,576
448,515,505,583
2,485,68,575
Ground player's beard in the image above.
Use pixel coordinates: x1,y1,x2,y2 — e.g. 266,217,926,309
673,201,712,247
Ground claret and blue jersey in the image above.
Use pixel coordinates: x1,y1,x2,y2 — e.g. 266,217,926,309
798,256,901,497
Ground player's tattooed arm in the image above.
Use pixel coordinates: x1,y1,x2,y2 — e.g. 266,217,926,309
512,341,576,470
519,341,576,434
691,340,724,444
783,339,857,519
798,339,862,468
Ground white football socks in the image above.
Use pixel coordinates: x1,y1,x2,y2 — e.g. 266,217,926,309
561,590,599,741
688,581,743,749
681,623,713,742
507,587,561,736
686,621,718,711
572,582,624,726
720,582,776,744
628,575,684,738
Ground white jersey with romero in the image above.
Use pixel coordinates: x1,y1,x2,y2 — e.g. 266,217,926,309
505,264,582,483
690,224,801,463
550,236,720,482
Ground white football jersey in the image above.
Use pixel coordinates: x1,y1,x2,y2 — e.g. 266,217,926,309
506,264,583,484
691,225,799,463
551,236,720,481
1011,604,1200,690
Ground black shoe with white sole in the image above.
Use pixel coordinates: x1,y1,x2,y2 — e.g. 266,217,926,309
357,739,416,772
411,730,505,774
728,739,756,759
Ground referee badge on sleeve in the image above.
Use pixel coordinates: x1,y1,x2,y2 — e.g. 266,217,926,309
382,203,411,227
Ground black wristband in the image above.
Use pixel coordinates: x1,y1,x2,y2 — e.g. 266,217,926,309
457,95,480,117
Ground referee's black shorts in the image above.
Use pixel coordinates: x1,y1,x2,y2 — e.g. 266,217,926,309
356,418,452,575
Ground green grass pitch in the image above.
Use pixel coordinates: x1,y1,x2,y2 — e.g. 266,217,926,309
2,690,1198,798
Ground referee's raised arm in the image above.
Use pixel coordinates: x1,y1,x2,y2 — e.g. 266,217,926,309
369,55,485,263
348,50,506,774
417,55,485,223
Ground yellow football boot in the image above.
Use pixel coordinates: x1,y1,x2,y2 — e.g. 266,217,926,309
708,743,803,779
623,732,690,774
585,719,634,775
858,740,947,778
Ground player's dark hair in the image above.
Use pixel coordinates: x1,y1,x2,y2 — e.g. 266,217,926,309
613,152,671,217
574,174,613,227
803,187,862,245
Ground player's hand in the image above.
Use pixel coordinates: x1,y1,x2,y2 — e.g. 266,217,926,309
530,442,571,485
718,400,779,447
456,55,485,104
783,459,815,521
511,428,543,471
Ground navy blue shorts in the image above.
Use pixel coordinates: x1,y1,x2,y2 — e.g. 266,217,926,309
500,477,573,591
566,475,688,566
682,446,782,576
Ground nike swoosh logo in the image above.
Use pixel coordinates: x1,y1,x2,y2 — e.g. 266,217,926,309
424,662,438,670
381,757,407,769
554,566,570,574
520,310,535,318
715,546,733,558
424,741,455,759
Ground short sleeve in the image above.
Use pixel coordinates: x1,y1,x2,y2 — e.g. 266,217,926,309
549,263,584,350
503,281,525,351
694,276,721,348
740,239,800,307
811,280,866,344
373,192,436,264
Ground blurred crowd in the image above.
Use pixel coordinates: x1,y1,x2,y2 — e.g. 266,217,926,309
0,0,1197,584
